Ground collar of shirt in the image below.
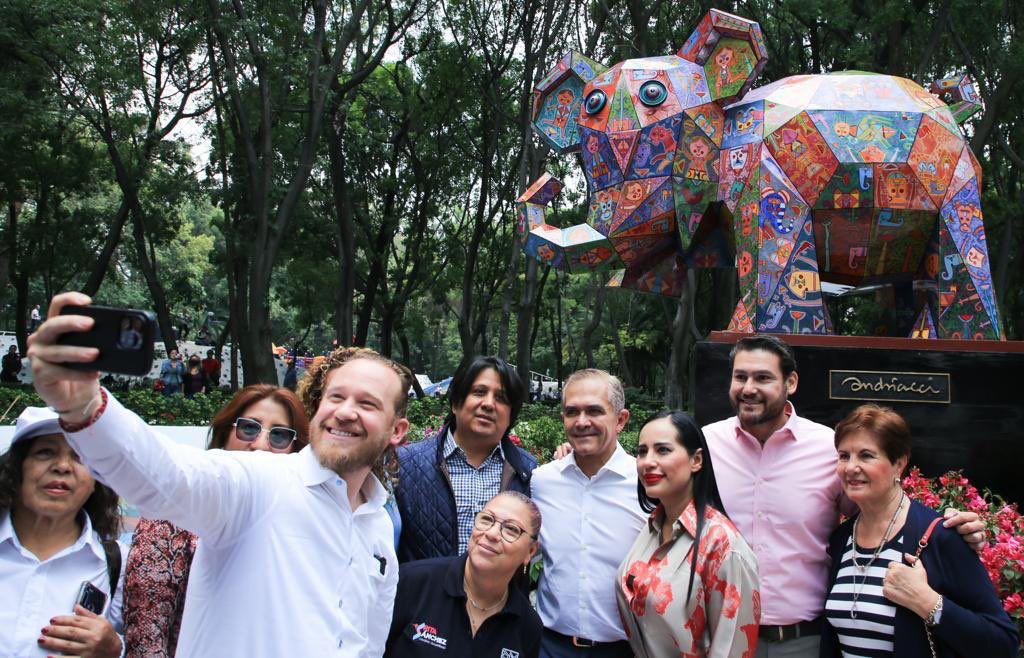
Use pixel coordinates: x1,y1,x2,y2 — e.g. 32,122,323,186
296,444,389,514
0,509,105,563
732,400,802,444
443,429,505,464
442,553,526,620
645,499,702,538
554,442,634,479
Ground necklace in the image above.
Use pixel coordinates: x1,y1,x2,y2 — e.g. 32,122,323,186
464,578,507,612
849,491,905,619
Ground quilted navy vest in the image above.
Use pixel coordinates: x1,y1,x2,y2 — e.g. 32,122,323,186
395,422,536,563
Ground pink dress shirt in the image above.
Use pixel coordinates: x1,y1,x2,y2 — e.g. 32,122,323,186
703,402,849,626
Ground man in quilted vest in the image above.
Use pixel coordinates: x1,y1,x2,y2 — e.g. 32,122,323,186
395,356,536,563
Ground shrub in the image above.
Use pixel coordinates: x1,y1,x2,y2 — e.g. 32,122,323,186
903,467,1024,651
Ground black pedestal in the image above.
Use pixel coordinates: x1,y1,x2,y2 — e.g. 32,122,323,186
694,333,1024,505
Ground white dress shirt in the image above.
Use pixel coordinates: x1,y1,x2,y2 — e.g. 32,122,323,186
0,510,127,658
64,392,398,657
531,444,647,642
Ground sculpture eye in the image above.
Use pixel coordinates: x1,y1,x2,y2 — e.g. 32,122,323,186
584,89,607,114
639,80,668,107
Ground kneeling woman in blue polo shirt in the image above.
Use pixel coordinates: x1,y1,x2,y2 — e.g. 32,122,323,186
385,491,542,657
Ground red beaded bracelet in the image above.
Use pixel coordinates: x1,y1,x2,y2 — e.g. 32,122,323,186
58,388,109,433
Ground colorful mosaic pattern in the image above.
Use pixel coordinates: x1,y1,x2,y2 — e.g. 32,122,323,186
518,10,1002,339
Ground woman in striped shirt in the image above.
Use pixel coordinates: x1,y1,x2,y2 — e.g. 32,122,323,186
821,404,1017,657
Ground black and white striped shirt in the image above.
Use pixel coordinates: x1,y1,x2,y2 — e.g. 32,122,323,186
824,531,907,657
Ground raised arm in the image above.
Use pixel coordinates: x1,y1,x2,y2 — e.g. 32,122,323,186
27,293,265,542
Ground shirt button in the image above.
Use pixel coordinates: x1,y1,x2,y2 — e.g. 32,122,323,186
757,511,765,519
335,479,343,486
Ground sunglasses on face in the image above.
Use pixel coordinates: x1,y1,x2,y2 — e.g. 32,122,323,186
473,511,535,543
232,417,297,450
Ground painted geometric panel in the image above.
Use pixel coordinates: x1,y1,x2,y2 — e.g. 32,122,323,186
808,110,921,163
579,126,625,191
723,100,764,148
719,143,759,212
908,115,962,207
674,116,719,183
812,208,875,283
704,37,758,102
764,111,837,207
666,60,712,109
673,176,718,250
873,163,935,211
628,114,682,179
577,66,620,133
685,102,726,147
815,164,875,210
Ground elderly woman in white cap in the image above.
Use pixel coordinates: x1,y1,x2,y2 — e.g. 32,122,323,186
0,407,125,657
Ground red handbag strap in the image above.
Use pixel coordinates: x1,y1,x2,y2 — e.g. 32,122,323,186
915,517,943,558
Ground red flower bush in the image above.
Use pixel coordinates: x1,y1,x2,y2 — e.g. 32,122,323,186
902,468,1024,648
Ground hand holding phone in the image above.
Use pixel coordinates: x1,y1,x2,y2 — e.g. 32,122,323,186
57,304,156,376
75,581,108,615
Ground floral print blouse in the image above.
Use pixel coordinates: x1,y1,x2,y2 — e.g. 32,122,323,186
123,519,198,657
617,501,761,658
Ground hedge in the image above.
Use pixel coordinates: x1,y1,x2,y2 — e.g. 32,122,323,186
1,384,668,464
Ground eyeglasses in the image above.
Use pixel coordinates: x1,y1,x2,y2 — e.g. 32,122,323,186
232,417,297,450
473,511,535,543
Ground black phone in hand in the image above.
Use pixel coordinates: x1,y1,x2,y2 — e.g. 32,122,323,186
74,581,107,615
57,305,156,376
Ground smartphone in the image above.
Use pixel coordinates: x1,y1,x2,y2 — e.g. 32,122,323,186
57,305,156,376
75,581,107,615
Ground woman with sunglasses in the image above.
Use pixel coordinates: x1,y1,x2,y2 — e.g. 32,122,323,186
122,385,308,657
384,491,543,657
617,411,760,658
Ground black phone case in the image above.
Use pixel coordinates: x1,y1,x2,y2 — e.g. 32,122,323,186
75,581,107,615
57,305,156,376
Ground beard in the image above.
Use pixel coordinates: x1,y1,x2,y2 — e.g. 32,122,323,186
731,391,788,428
312,427,388,477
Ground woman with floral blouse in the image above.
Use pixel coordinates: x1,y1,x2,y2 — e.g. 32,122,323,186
617,411,761,658
122,385,308,657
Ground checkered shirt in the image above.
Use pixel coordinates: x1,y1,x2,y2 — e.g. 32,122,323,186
443,430,506,554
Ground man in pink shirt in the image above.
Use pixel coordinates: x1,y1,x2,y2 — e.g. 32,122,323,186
702,335,985,657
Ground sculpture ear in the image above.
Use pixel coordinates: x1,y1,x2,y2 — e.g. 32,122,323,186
532,52,607,153
677,9,768,106
929,74,984,124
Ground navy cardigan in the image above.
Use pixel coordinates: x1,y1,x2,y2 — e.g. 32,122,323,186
820,499,1018,657
394,421,535,564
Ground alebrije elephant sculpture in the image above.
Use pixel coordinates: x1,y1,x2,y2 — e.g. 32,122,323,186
519,9,1002,340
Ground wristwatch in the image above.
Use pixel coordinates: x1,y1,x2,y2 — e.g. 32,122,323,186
925,596,944,627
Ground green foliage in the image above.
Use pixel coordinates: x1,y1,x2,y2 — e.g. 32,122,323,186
0,385,233,426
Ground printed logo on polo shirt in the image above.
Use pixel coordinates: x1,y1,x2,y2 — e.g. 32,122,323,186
410,622,448,649
500,650,519,658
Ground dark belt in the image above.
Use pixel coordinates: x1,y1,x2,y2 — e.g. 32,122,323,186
758,617,822,643
543,628,631,649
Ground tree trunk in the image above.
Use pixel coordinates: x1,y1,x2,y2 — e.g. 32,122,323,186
81,199,130,296
608,301,634,388
664,272,696,408
127,205,177,354
580,275,607,368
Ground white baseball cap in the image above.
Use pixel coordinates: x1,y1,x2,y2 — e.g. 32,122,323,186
9,407,63,447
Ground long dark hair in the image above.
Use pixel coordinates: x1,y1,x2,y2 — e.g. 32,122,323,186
0,437,121,541
637,410,727,604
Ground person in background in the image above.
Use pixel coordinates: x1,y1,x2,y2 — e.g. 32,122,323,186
385,491,543,657
182,355,208,398
123,385,309,657
200,349,221,388
0,407,126,658
283,357,298,390
29,304,41,331
821,404,1017,657
159,349,185,397
396,355,533,564
618,411,760,657
1,345,22,383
